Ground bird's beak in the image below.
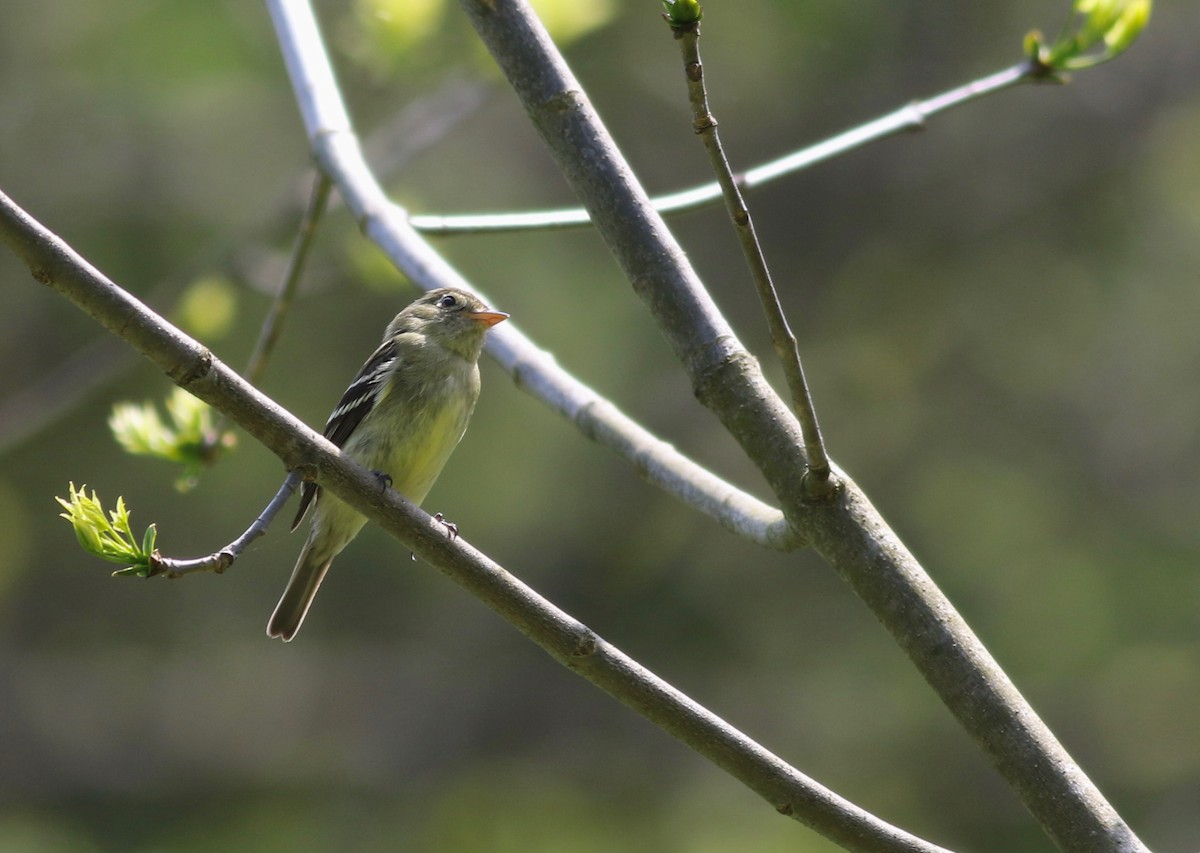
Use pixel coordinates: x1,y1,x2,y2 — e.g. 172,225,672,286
469,310,509,328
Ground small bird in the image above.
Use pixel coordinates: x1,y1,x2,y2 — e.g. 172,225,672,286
267,287,508,641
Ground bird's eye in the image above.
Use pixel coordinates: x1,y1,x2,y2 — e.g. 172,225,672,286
437,294,459,309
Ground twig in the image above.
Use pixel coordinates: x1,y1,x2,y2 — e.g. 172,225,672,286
0,334,130,455
670,19,830,492
150,471,303,577
407,61,1037,235
742,60,1040,188
1,184,953,853
241,172,332,387
200,172,332,451
454,1,1149,851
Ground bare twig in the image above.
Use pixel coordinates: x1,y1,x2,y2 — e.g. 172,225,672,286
241,172,332,387
197,172,332,455
670,19,831,492
150,471,303,577
408,61,1038,235
455,1,1148,851
0,334,130,455
1,184,952,853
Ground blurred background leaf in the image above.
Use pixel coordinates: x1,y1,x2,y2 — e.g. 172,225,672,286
1,0,1198,850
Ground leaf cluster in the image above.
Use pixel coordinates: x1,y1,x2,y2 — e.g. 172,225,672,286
109,387,234,491
1027,0,1151,72
55,483,157,577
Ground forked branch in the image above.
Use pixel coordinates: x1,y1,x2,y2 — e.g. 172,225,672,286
454,1,1149,850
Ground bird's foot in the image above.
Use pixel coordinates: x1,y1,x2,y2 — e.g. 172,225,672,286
372,470,393,491
433,512,459,540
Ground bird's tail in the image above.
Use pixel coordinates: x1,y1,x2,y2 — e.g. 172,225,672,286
267,538,334,642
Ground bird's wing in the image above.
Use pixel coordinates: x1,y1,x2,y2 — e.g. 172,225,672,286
291,337,400,531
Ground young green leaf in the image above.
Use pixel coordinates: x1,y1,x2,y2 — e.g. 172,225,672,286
56,483,156,577
1032,0,1152,72
109,387,234,491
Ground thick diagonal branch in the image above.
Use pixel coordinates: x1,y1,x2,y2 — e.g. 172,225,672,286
2,184,950,853
454,2,1148,851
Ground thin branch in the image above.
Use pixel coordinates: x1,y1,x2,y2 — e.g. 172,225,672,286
744,60,1040,188
0,334,130,455
198,172,332,455
455,2,1148,851
264,0,800,552
1,184,952,853
407,60,1038,235
670,20,831,492
241,172,332,387
151,471,303,577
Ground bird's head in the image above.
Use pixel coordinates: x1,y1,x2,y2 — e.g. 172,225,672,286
391,288,508,360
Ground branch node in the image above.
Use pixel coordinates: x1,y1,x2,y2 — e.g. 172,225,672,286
573,397,604,442
541,89,580,115
174,349,214,387
354,207,378,236
902,101,928,132
690,346,754,407
291,460,319,484
148,550,171,578
664,18,699,39
571,629,599,658
801,466,838,502
214,549,235,574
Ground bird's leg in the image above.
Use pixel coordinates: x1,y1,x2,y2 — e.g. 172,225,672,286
371,470,393,491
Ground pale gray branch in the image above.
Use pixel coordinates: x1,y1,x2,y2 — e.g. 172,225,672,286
152,471,303,577
407,62,1035,235
455,2,1148,852
264,0,796,550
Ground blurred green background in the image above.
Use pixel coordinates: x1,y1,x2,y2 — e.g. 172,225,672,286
2,1,1198,850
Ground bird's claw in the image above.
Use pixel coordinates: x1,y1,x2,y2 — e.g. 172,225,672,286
433,512,459,540
372,470,393,491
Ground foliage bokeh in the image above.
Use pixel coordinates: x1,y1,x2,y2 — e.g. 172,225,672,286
2,0,1199,850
